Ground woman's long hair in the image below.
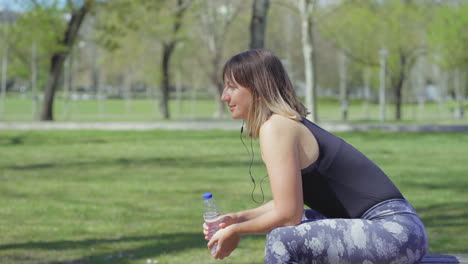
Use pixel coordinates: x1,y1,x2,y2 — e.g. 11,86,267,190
222,49,307,138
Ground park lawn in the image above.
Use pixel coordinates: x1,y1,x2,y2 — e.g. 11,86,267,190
1,97,219,122
2,97,467,124
0,130,467,264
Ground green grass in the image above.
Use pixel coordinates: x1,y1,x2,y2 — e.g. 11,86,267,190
0,130,467,263
1,97,467,124
0,97,220,121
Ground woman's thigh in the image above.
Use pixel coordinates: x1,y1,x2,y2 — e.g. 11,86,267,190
265,214,427,264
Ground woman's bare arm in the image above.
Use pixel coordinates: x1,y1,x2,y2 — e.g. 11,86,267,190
227,115,306,234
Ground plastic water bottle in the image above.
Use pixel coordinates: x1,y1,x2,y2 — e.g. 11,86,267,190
202,192,222,254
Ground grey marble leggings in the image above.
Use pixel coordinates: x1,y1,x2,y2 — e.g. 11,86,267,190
265,199,428,264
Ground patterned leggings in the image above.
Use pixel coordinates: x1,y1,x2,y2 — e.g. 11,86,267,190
265,199,428,264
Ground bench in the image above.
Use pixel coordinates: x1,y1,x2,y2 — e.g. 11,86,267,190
420,254,468,264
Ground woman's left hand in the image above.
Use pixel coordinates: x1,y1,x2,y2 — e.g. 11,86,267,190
207,225,240,259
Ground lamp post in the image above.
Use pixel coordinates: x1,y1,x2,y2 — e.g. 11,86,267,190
379,48,388,122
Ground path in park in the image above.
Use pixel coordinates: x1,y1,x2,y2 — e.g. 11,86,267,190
1,121,468,132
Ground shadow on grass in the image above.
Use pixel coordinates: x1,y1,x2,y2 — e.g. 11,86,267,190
400,180,468,194
4,156,264,171
416,201,468,228
0,130,238,147
0,232,206,264
0,135,108,146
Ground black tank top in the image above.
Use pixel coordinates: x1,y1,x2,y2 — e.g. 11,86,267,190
300,118,404,218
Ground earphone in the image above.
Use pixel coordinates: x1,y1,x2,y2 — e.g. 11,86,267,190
240,120,268,204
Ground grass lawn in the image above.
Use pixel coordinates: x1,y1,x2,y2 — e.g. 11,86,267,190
0,130,467,264
1,97,467,124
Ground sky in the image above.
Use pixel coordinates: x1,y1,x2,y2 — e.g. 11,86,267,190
0,0,24,11
0,0,69,12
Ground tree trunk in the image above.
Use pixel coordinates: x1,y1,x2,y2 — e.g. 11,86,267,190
454,68,465,120
190,70,198,119
90,42,103,117
31,41,38,119
394,54,407,120
362,67,371,120
158,0,189,120
208,49,227,119
210,52,227,118
379,49,388,122
175,70,183,117
41,1,92,121
395,75,404,120
249,0,269,50
435,65,446,114
42,54,67,120
339,51,348,121
0,31,8,116
62,52,72,120
212,80,226,118
415,56,425,120
212,81,225,118
299,0,317,122
0,8,10,116
160,42,176,119
124,72,132,115
309,15,318,122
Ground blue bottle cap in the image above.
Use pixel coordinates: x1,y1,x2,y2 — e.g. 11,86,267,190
203,192,213,199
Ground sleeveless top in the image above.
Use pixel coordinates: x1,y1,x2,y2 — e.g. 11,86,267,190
300,118,404,218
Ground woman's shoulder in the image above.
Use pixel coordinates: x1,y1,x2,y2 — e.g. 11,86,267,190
260,114,301,138
262,113,296,128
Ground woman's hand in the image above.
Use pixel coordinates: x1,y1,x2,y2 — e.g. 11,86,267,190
202,214,236,241
207,225,240,260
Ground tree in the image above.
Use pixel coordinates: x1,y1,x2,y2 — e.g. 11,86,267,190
194,0,247,118
40,0,94,121
0,11,10,116
94,0,156,118
338,50,348,120
385,1,427,120
0,3,65,119
321,0,427,120
298,0,317,122
427,2,468,119
270,0,322,122
96,0,189,120
250,0,270,50
0,7,20,116
296,0,353,122
159,0,192,119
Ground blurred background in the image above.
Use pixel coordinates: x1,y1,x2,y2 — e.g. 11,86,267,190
0,0,466,124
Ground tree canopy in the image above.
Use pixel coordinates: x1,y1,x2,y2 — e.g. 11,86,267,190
0,0,466,121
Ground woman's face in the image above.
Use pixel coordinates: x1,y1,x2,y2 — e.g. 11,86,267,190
221,78,253,120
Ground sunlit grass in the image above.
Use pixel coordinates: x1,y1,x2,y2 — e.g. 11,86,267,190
0,130,467,263
1,97,467,124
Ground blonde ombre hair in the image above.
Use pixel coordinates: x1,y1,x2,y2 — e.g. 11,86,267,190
222,50,308,138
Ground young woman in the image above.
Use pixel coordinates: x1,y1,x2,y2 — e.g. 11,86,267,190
203,49,427,264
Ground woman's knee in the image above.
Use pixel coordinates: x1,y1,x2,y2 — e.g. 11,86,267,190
266,227,289,251
265,227,296,261
266,226,297,245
